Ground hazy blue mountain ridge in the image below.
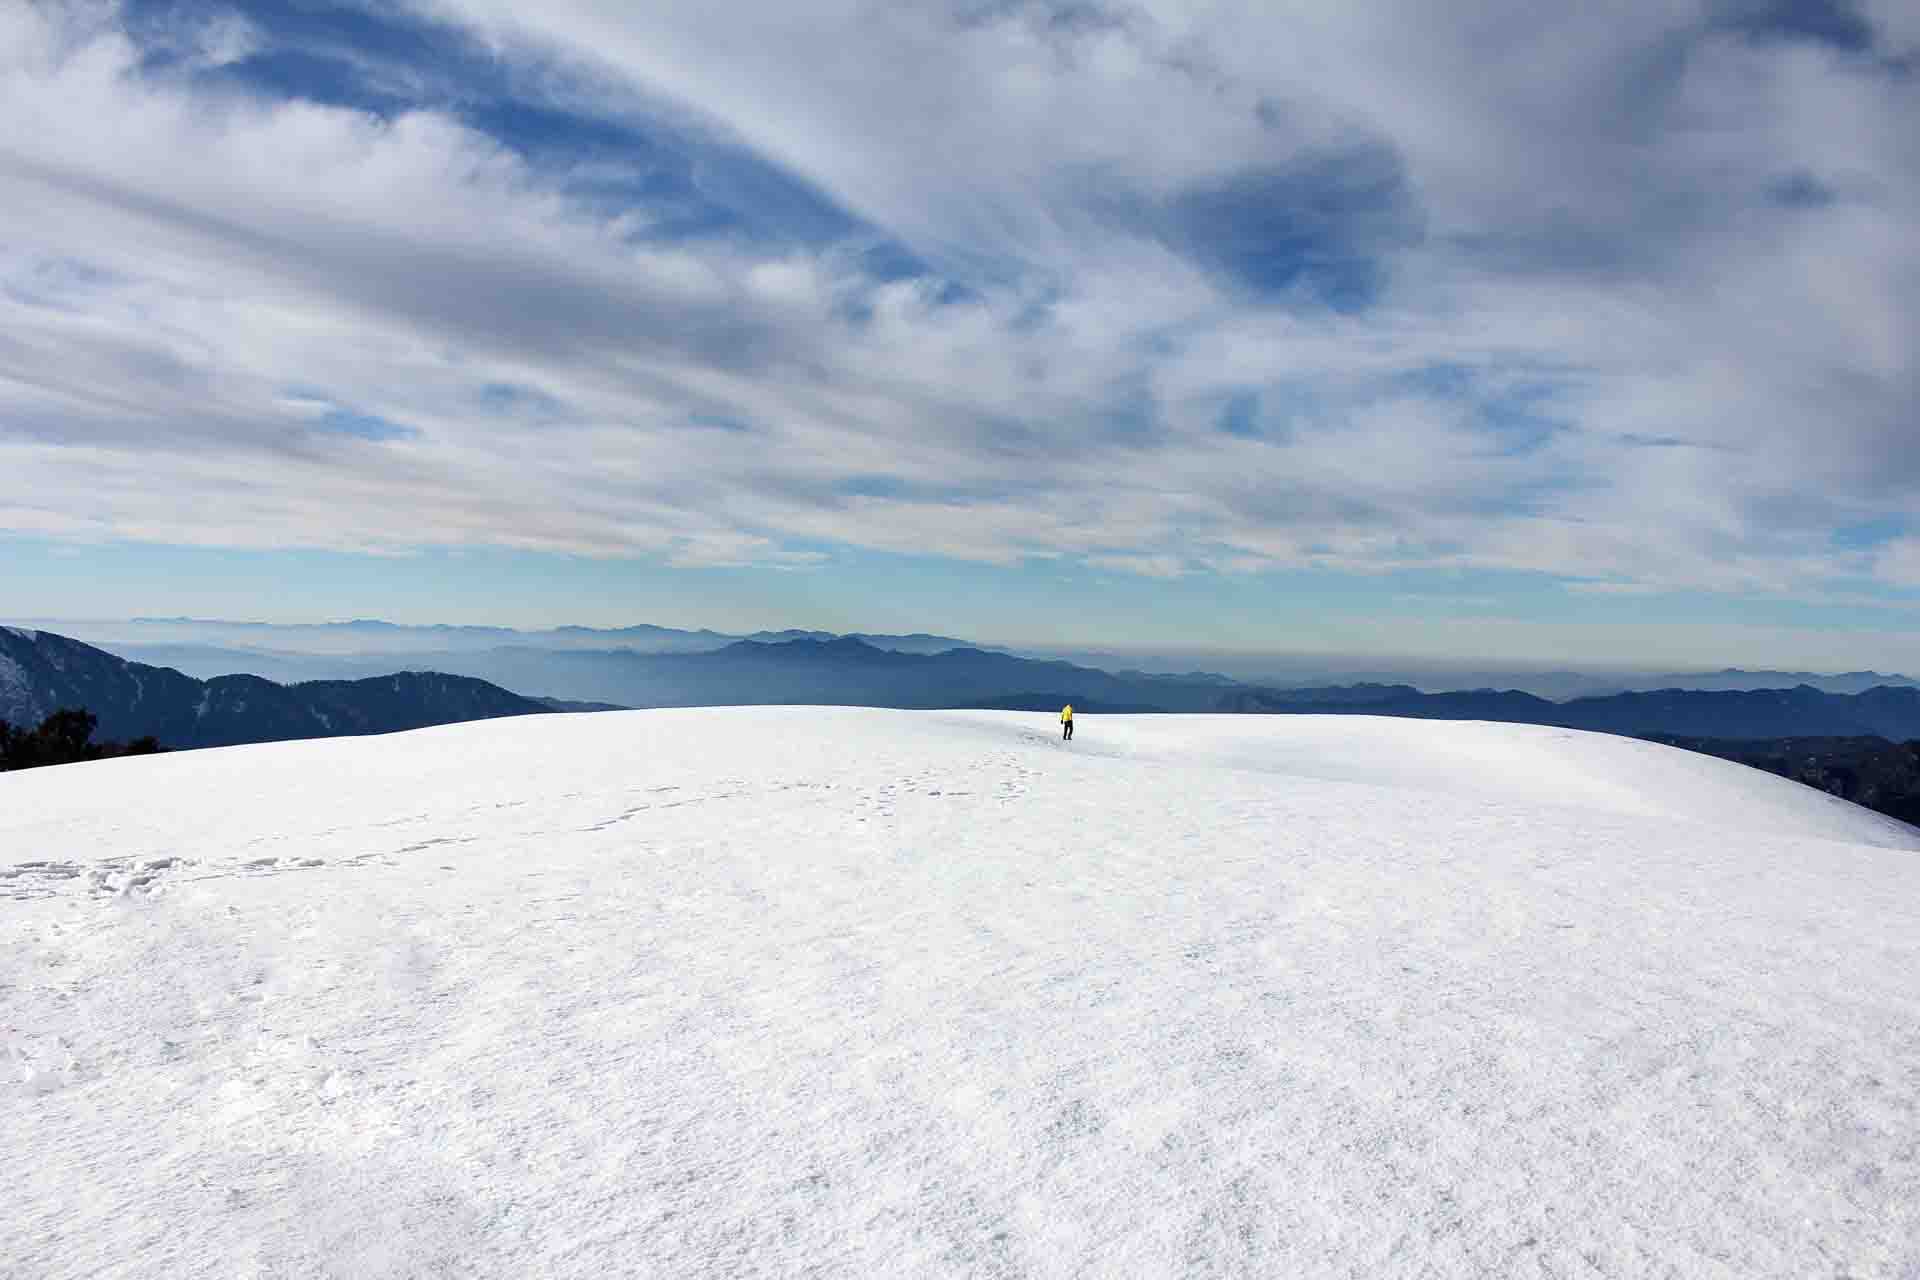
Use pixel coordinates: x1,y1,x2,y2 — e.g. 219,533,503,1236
16,624,1920,755
1222,682,1920,740
24,618,1917,701
40,617,988,658
0,629,552,749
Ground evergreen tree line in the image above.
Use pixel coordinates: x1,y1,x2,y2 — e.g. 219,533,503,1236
0,709,164,772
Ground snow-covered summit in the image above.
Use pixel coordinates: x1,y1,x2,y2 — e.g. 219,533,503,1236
4,709,1917,1277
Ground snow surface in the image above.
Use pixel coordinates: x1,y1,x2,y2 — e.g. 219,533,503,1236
3,709,1918,1278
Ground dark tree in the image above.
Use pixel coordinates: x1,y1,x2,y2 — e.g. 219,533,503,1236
0,708,166,772
34,708,103,764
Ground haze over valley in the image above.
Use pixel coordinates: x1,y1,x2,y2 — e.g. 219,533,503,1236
18,614,1919,702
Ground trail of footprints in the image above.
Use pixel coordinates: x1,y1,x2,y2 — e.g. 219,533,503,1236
4,754,1052,898
1,853,338,901
854,752,1037,821
3,798,544,900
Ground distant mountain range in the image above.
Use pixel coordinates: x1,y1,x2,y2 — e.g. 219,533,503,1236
1624,668,1919,696
59,617,996,658
1222,667,1920,700
12,623,1920,757
1223,682,1920,740
0,628,552,749
0,630,1239,750
48,634,1245,714
22,617,1918,700
1024,652,1920,700
437,637,1239,712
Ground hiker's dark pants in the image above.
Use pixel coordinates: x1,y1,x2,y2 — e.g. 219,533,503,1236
1063,721,1073,740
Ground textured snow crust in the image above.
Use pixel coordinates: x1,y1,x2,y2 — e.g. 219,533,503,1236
3,708,1918,1278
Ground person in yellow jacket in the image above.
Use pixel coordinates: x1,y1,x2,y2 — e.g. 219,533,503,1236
1060,703,1074,741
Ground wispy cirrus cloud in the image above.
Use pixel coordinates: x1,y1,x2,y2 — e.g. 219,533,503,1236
2,0,1917,614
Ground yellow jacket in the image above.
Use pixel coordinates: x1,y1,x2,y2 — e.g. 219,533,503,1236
1061,705,1073,722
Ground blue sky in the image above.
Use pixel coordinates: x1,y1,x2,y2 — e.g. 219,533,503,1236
3,1,1919,666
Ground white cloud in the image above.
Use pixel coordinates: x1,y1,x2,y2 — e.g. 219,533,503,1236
1,0,1917,604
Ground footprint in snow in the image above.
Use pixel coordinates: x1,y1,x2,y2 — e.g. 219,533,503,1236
5,1033,85,1095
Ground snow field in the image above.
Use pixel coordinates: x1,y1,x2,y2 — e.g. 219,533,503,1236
3,708,1918,1277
